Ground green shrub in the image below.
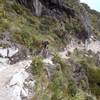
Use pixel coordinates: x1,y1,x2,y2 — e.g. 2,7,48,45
11,2,25,15
31,56,44,77
52,53,61,64
71,90,86,100
49,71,68,100
68,79,77,97
80,60,100,97
52,54,78,99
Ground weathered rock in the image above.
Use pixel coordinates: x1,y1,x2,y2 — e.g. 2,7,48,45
9,48,27,64
77,29,89,43
86,95,97,100
16,0,94,40
17,0,75,19
78,3,93,39
69,60,89,92
0,32,11,41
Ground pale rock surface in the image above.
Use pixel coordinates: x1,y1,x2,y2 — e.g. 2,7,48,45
0,47,18,57
0,47,33,100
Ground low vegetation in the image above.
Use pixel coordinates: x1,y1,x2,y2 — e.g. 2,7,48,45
31,56,44,77
70,49,100,98
0,0,100,100
0,0,85,50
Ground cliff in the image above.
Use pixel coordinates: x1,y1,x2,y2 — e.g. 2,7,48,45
16,0,94,43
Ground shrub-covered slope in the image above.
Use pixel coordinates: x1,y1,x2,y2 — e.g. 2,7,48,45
0,0,93,49
0,0,100,100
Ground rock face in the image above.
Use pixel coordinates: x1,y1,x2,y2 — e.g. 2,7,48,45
17,0,93,40
17,0,75,18
74,1,93,41
0,47,33,100
79,5,93,39
9,48,27,65
71,63,89,92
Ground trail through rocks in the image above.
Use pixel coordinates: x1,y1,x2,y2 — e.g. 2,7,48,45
0,47,32,100
0,58,32,100
0,40,100,100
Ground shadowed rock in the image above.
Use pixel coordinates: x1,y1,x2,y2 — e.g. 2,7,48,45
17,0,76,19
9,48,27,65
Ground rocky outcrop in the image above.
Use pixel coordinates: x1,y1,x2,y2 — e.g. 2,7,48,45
66,59,89,92
17,0,42,16
79,6,92,39
17,0,93,40
9,47,27,64
17,0,75,19
77,2,93,39
72,63,89,92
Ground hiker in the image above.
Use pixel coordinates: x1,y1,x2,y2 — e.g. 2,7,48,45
7,48,9,58
42,40,49,49
41,40,49,58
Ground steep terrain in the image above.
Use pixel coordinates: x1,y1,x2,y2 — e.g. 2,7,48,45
0,0,100,100
82,3,100,38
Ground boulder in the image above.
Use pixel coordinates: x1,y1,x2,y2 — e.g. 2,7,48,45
9,48,27,64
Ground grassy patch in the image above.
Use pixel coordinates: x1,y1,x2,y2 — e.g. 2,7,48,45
31,56,44,77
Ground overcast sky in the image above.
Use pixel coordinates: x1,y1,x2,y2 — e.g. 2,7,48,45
80,0,100,12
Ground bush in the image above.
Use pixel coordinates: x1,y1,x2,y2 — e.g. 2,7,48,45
68,79,77,97
49,71,68,100
31,56,44,77
52,53,61,64
80,60,100,97
52,54,78,99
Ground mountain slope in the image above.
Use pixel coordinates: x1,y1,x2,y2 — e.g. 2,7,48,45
0,0,100,100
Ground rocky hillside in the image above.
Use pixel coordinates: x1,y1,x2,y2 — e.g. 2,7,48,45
0,0,93,48
0,0,100,100
82,3,100,38
17,0,93,41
